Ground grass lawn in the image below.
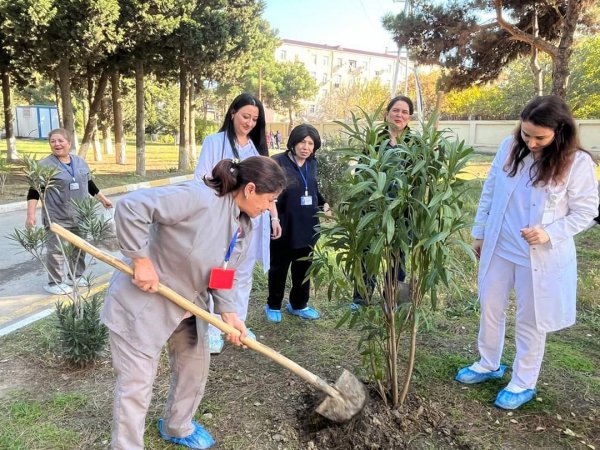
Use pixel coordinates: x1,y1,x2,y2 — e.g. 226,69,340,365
0,138,194,205
0,178,599,449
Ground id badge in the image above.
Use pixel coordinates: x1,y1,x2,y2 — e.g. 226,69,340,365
208,267,236,290
69,182,80,191
300,195,313,206
541,210,554,225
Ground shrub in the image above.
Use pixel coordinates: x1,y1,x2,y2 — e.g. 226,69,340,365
54,293,108,367
310,107,475,406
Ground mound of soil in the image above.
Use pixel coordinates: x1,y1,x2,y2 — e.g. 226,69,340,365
295,388,466,450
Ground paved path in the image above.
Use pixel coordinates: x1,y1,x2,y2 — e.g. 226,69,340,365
0,174,193,336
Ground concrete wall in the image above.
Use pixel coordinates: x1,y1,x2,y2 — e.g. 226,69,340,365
269,120,600,157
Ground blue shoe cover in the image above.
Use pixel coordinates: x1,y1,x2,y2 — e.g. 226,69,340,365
264,305,282,323
245,329,257,341
455,364,507,384
208,333,224,354
286,304,320,320
494,388,536,410
158,419,216,449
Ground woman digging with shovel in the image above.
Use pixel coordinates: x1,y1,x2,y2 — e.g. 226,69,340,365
100,156,286,450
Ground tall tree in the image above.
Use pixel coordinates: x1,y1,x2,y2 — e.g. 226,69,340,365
116,0,181,175
163,0,269,170
1,0,120,148
266,61,318,132
382,0,598,97
0,14,18,160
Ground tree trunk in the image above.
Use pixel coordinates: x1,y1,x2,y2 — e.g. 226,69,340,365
135,60,146,176
551,0,582,97
111,70,126,165
77,71,109,159
57,63,76,145
178,64,190,171
287,108,294,135
54,80,63,127
93,126,102,162
100,96,113,156
85,74,102,162
189,79,197,163
531,47,543,97
1,69,18,161
530,5,543,96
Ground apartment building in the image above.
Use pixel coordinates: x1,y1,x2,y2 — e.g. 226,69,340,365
275,39,408,118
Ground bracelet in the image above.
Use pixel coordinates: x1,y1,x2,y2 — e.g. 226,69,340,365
271,217,280,222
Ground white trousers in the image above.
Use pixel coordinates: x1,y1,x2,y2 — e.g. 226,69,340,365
477,253,547,390
208,225,260,337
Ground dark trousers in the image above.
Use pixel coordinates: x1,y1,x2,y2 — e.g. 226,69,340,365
353,252,406,305
268,240,312,310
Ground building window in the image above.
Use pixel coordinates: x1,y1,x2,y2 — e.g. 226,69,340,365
322,56,329,66
312,54,317,65
334,74,341,87
336,57,342,67
361,61,368,69
322,73,328,83
349,60,357,69
386,64,392,72
311,71,317,80
321,88,328,96
279,50,287,60
309,104,316,114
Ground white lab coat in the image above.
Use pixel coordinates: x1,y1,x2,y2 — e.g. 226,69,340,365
194,131,270,271
473,136,598,332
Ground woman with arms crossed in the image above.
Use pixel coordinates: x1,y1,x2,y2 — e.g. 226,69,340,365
455,96,598,409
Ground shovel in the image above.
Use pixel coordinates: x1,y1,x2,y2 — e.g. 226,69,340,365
50,223,366,423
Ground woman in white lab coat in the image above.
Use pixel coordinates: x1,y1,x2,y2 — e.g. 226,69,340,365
455,95,598,410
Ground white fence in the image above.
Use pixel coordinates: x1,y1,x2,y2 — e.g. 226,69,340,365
269,120,600,157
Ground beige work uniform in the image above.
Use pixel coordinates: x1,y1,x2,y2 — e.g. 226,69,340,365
101,181,252,449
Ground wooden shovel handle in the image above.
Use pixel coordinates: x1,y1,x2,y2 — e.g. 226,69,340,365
50,223,341,400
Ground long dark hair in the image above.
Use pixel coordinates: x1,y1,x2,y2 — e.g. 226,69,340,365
506,95,586,186
220,93,268,157
286,124,321,160
205,156,286,196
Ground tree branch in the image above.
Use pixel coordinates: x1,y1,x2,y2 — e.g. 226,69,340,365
493,0,558,58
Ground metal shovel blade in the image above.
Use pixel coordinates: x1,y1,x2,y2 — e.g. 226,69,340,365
315,369,367,422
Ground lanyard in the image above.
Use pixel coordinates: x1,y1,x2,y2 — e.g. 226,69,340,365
223,228,239,268
55,155,75,181
292,155,309,195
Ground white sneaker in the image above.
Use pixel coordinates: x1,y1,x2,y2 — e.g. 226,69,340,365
43,283,73,295
65,277,90,287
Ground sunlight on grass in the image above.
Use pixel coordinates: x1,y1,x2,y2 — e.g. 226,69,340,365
0,396,82,450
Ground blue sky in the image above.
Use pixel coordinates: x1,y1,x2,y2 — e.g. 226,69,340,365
263,0,407,54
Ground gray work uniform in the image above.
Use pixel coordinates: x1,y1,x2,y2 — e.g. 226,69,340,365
101,180,252,450
39,154,92,283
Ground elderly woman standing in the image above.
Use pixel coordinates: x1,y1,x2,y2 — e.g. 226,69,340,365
102,156,286,449
455,96,598,409
264,124,331,322
25,128,112,295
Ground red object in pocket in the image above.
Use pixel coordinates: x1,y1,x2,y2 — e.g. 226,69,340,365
208,267,236,290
